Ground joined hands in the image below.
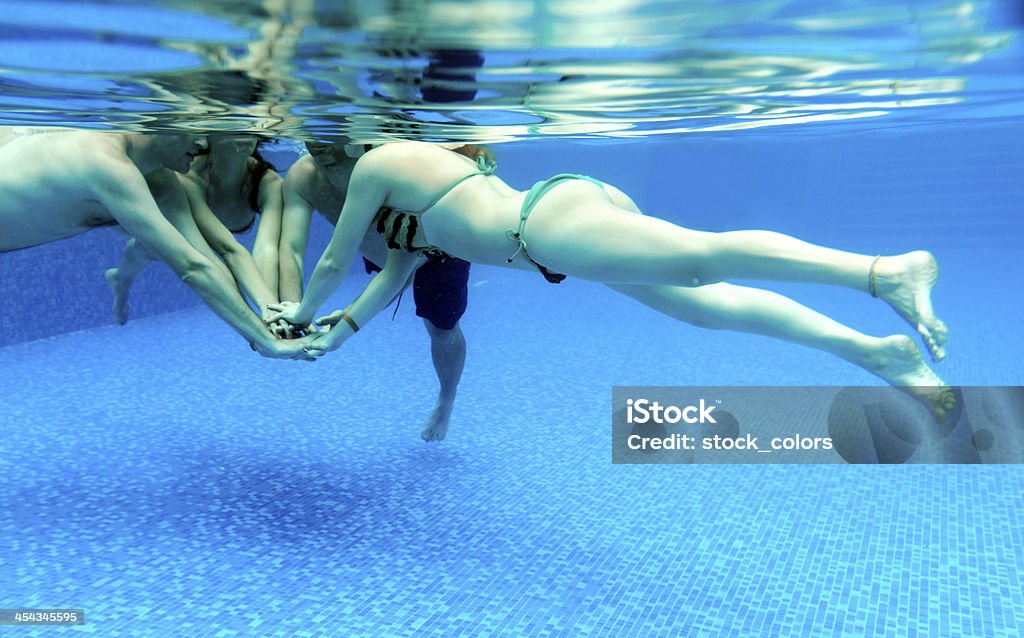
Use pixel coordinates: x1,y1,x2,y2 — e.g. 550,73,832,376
263,302,351,359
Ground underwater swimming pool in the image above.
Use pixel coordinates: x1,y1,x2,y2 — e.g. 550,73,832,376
2,1,1023,636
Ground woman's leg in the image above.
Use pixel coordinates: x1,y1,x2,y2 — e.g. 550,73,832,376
609,282,940,386
610,282,954,419
525,187,947,360
105,237,156,324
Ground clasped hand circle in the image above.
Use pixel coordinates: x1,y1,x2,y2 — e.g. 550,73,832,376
264,301,348,359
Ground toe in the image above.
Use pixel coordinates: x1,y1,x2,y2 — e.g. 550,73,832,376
917,325,945,362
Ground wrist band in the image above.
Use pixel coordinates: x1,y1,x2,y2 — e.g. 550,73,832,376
341,314,360,333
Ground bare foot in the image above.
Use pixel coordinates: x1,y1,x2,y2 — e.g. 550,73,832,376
104,268,130,325
862,334,956,422
873,251,949,362
421,400,453,442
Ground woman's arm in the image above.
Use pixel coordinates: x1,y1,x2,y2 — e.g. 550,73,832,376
287,156,388,325
180,176,279,314
251,172,284,295
306,249,422,354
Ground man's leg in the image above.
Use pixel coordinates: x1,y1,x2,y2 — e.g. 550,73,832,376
105,237,156,324
413,254,471,442
421,319,467,442
105,170,233,325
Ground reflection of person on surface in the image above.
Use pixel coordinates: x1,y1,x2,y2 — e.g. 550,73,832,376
280,142,483,441
106,135,285,326
0,129,312,360
163,0,321,131
268,141,954,417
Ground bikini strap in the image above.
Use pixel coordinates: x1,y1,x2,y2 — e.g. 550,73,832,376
506,173,585,264
410,156,496,215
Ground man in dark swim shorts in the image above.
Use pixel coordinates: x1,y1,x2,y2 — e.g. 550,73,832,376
362,253,470,332
279,143,474,442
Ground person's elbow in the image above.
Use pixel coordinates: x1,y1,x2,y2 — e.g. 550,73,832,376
176,256,216,286
317,257,345,275
251,242,276,265
213,238,246,259
279,230,308,260
277,248,303,276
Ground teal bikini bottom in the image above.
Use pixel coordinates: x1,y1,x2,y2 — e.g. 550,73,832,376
505,173,604,284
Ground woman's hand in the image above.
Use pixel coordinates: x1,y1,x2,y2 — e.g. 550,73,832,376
264,300,312,328
267,318,302,339
261,306,297,338
312,309,347,332
298,326,346,357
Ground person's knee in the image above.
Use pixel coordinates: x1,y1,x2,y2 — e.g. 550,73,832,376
424,319,463,343
683,244,722,287
690,286,748,328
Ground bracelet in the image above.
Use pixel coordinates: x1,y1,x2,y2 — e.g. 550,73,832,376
341,314,360,333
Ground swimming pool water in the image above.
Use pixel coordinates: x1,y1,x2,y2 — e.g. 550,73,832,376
2,2,1023,635
2,259,1023,635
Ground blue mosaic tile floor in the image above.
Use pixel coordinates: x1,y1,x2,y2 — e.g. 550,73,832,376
2,249,1022,637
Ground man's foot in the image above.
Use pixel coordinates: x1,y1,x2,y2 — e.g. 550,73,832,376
873,251,949,362
421,400,454,442
104,268,131,325
863,334,956,422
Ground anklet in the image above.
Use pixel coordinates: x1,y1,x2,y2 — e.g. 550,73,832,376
868,255,881,298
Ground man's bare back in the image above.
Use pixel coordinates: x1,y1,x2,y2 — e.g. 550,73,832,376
0,130,201,252
0,129,314,360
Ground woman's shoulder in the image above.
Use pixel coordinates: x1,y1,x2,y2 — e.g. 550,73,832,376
366,141,450,163
361,142,474,180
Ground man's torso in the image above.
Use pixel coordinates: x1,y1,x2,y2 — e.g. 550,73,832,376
0,132,122,251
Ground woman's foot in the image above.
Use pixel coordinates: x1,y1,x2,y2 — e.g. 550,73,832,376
873,251,948,362
104,268,131,325
862,334,956,422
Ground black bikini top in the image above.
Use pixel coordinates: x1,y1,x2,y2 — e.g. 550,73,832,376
373,156,496,253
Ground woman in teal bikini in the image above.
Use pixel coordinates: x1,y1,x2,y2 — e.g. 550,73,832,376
267,141,951,408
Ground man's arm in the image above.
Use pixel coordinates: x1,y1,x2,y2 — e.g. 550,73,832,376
89,156,280,352
278,173,315,303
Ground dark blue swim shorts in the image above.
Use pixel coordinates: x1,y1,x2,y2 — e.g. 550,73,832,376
363,253,471,331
